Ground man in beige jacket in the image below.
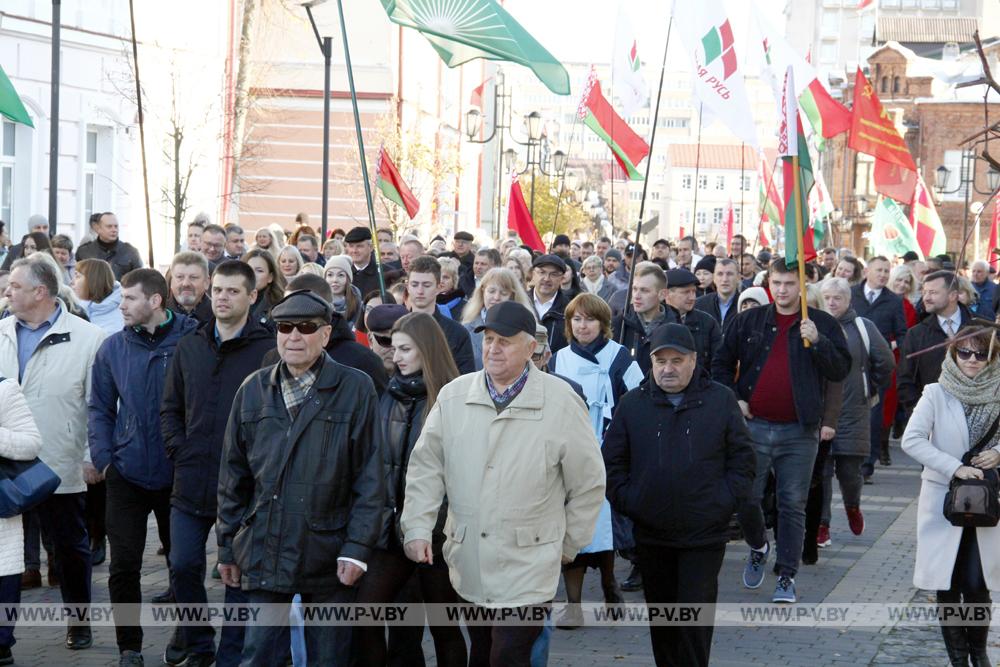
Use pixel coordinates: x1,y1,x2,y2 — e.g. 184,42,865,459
401,301,606,666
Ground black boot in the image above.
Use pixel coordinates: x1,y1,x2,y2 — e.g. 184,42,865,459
879,438,892,466
941,624,971,666
621,564,642,592
966,624,991,667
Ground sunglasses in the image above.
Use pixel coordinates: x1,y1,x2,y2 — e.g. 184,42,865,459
371,333,393,347
956,348,989,362
276,321,324,335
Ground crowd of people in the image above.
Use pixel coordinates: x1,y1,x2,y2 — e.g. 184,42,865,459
0,210,998,667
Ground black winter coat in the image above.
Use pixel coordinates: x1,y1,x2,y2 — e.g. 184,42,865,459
694,291,739,331
531,288,572,354
75,239,143,280
352,253,382,301
160,318,276,516
262,313,388,396
376,373,447,554
897,305,972,410
673,306,722,372
216,355,385,593
432,309,476,374
603,369,756,548
712,304,851,429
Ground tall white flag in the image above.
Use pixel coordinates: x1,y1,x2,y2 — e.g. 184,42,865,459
672,0,758,147
612,8,649,119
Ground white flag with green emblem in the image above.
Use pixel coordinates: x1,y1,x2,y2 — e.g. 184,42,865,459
381,0,570,94
612,7,649,119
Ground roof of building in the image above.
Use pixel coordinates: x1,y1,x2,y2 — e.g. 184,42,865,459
666,144,778,170
876,17,980,44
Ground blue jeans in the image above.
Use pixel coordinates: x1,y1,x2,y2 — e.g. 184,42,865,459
737,419,818,578
169,507,246,665
241,588,354,667
530,617,553,666
0,573,19,648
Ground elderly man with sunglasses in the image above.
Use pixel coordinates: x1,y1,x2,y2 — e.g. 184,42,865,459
217,290,385,666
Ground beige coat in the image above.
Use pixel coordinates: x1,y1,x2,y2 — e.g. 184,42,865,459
0,302,105,494
902,383,1000,591
401,365,606,608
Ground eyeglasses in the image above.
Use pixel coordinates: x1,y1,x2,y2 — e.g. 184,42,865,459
956,348,989,362
371,333,393,347
276,321,324,335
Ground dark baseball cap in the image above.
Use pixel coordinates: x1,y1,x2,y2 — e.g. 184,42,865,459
531,254,567,273
649,323,696,356
474,301,537,338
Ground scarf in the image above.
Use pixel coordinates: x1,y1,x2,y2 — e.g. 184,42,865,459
938,354,1000,450
281,357,323,419
582,275,605,295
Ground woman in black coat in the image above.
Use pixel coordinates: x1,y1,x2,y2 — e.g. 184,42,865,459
353,312,466,667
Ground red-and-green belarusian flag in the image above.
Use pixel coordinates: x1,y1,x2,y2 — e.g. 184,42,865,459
779,67,817,268
375,146,420,219
578,68,649,180
758,154,784,229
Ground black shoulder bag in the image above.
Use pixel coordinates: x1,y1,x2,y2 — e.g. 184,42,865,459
944,415,1000,528
0,378,61,518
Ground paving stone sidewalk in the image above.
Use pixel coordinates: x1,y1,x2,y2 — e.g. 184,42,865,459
9,442,961,666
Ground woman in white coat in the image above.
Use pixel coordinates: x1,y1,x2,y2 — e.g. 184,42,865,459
0,377,43,664
902,326,1000,667
550,293,643,628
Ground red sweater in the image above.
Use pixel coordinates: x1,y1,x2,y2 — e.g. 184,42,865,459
748,312,798,423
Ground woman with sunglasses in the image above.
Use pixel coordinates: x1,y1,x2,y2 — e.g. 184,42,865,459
353,312,466,667
550,292,643,628
903,326,1000,666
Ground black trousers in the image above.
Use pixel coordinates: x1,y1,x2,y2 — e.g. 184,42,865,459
35,492,91,621
86,480,106,547
937,527,991,609
104,465,172,652
636,541,726,667
461,598,546,667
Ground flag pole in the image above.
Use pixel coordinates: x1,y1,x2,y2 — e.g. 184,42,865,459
336,0,386,300
792,152,811,348
691,103,704,239
739,142,745,246
619,15,672,341
128,0,154,268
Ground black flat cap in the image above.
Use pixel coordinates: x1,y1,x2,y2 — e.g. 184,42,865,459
531,254,567,273
649,323,696,356
271,290,334,322
666,268,697,287
454,231,474,242
366,304,409,332
344,226,372,243
475,301,537,338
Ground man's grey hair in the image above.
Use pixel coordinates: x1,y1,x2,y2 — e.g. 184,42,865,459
820,276,852,300
12,254,60,298
171,251,210,276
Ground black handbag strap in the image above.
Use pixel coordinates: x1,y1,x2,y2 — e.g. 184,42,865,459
964,414,1000,465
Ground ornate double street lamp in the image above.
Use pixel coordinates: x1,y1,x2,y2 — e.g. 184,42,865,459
934,150,1000,260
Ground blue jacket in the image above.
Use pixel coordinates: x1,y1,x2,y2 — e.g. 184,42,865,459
972,280,997,322
80,283,124,336
88,312,197,490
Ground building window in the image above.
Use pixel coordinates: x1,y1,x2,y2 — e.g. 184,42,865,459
921,0,940,7
83,129,98,223
0,121,15,225
662,117,689,128
880,77,888,93
820,42,837,65
941,0,957,7
734,208,742,225
821,11,839,38
698,174,708,190
682,174,692,190
695,210,707,227
892,76,901,93
742,175,751,191
651,191,661,201
715,175,725,190
901,0,916,7
712,207,723,225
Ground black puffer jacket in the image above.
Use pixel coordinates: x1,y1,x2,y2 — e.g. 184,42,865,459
672,306,722,372
75,238,143,279
603,368,756,548
216,355,385,594
375,373,447,554
160,317,276,517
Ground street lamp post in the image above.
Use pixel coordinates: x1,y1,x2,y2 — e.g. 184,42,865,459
302,1,332,242
503,125,565,218
934,151,1000,261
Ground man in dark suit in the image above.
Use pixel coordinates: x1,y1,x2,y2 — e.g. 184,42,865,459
694,258,741,331
850,255,908,478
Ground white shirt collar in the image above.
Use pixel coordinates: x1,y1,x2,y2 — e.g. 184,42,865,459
866,284,882,300
534,293,555,318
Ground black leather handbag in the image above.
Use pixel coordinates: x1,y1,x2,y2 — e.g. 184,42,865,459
944,416,1000,528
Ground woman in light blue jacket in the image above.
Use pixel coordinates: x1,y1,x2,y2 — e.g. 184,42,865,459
72,258,124,335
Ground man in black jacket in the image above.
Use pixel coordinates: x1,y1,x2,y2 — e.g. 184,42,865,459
665,268,721,371
614,261,677,376
75,212,143,279
345,226,382,299
530,254,572,354
850,255,909,473
406,255,475,373
260,273,388,395
217,290,384,666
160,261,276,667
694,258,740,331
605,324,755,667
897,270,973,411
712,258,850,604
